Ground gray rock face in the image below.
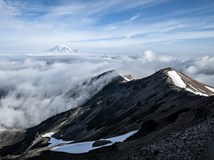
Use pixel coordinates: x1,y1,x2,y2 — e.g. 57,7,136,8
0,68,214,160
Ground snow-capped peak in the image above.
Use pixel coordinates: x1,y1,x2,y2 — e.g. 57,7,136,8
48,44,79,54
166,68,214,97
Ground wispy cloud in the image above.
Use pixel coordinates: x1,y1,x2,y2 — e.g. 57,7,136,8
128,13,140,22
0,0,214,54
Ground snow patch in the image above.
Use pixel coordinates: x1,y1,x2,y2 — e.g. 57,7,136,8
105,130,138,143
167,70,209,97
42,132,55,138
121,75,134,82
97,100,102,105
51,130,138,154
167,70,186,88
42,132,73,147
186,88,208,97
205,86,214,92
121,75,131,82
48,137,73,147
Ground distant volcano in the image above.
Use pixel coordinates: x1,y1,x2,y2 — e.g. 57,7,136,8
48,44,80,54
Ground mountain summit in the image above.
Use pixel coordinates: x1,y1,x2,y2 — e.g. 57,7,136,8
48,44,79,54
160,67,214,96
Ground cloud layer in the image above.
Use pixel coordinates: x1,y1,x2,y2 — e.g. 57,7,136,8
0,52,214,131
0,57,117,131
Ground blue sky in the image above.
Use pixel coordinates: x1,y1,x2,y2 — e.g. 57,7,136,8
0,0,214,55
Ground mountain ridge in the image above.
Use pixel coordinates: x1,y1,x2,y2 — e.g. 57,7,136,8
1,67,214,160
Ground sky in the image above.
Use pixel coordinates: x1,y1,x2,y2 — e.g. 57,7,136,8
0,0,214,55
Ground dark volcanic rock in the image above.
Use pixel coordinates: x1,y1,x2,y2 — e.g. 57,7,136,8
1,68,214,160
92,140,112,147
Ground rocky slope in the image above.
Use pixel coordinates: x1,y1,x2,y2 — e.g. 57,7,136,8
1,67,214,160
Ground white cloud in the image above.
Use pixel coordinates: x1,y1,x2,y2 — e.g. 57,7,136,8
185,56,214,75
0,57,118,130
183,55,214,85
0,0,21,18
0,52,214,131
128,13,140,22
142,50,157,62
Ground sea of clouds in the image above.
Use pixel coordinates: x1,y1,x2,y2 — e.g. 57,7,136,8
0,51,213,131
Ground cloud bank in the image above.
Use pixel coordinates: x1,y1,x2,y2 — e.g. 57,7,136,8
0,57,117,131
0,52,214,131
